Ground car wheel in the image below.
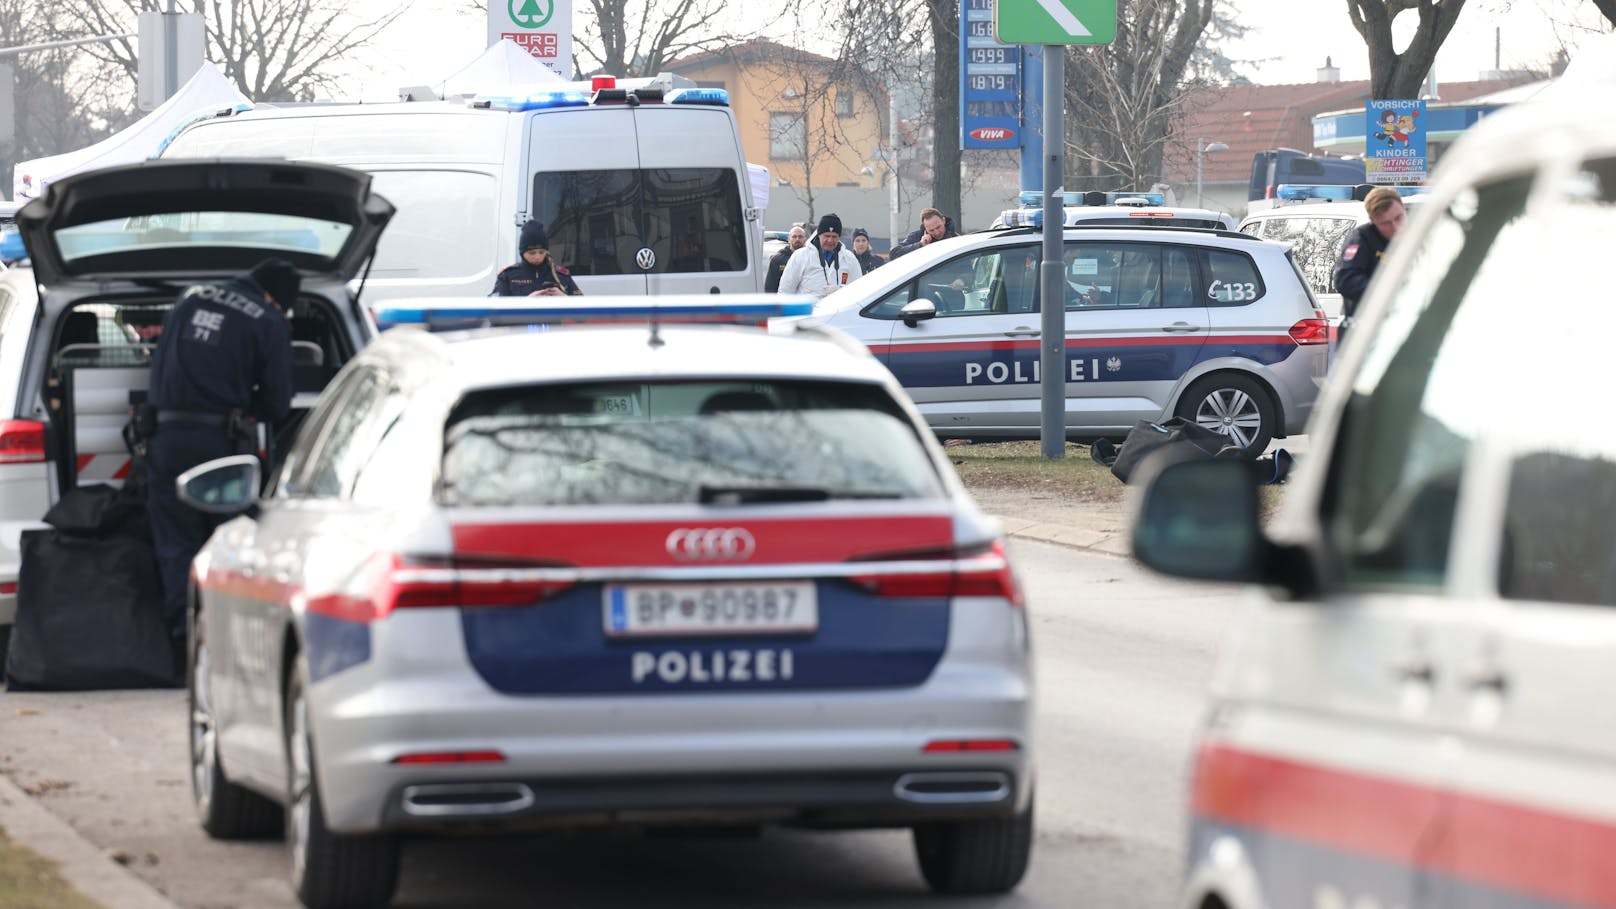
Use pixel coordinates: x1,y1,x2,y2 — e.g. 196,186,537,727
190,610,281,838
285,659,398,909
912,800,1034,895
1176,373,1275,456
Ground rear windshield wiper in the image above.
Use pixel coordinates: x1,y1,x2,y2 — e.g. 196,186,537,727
698,485,901,504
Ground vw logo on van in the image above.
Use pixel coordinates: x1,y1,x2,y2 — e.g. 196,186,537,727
635,247,657,270
665,528,757,562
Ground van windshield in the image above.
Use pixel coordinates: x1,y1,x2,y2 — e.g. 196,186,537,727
533,168,749,276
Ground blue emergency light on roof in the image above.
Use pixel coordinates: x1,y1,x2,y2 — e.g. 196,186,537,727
668,88,730,106
1015,190,1167,207
1275,184,1358,201
474,89,590,112
373,298,815,332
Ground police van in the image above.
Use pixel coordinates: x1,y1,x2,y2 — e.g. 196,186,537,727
1133,47,1616,909
158,76,765,299
989,191,1238,231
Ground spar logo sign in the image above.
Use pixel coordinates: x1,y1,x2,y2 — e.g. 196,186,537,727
509,0,553,28
969,126,1017,142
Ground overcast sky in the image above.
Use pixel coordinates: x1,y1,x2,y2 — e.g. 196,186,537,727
342,0,1611,101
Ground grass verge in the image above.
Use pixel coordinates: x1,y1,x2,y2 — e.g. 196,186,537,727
0,824,104,909
944,441,1124,503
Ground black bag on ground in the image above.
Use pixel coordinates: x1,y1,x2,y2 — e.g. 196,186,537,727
4,528,179,691
1108,417,1244,484
42,482,147,538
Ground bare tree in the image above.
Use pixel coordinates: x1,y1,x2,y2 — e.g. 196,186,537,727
1346,0,1468,99
573,0,760,78
1064,0,1216,191
923,0,962,223
59,0,404,101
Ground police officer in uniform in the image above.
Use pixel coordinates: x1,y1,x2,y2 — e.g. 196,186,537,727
493,220,582,296
764,225,807,293
146,258,297,657
1333,185,1408,341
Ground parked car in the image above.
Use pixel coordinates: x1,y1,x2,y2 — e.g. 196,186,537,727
1133,56,1616,909
0,159,393,674
806,224,1329,454
178,298,1034,908
990,190,1238,231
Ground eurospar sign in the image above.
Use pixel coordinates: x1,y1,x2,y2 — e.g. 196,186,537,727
489,0,573,79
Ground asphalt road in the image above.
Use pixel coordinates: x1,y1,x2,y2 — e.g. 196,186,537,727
0,540,1241,908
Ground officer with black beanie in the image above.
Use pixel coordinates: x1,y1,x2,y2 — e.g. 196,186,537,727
493,220,583,296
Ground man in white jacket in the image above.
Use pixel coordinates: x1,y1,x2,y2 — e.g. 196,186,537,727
778,213,862,299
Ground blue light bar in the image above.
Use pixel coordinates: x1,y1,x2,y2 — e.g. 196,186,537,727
668,88,730,106
0,230,24,264
374,298,816,331
474,89,590,112
1275,184,1358,201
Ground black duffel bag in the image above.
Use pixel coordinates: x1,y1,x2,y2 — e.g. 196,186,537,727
4,527,179,691
1102,417,1245,485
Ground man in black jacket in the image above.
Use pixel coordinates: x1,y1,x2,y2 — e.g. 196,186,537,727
889,207,960,259
1333,186,1407,338
146,258,296,653
764,224,807,293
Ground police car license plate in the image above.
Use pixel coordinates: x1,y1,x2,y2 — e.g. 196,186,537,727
604,582,817,637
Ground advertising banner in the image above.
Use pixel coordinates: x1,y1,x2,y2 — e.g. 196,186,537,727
489,0,574,80
1364,98,1427,184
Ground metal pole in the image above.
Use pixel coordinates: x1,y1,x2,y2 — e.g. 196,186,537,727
164,0,178,104
1020,45,1043,193
0,34,136,59
1196,138,1204,209
1038,44,1065,460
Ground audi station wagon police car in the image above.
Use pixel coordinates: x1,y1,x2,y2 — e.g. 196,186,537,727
808,224,1328,455
177,299,1034,909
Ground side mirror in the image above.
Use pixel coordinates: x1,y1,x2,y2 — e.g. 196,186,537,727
900,298,937,327
176,455,262,515
1131,456,1264,582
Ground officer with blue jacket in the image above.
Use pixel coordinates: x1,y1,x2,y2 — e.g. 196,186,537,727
492,220,583,296
146,258,296,655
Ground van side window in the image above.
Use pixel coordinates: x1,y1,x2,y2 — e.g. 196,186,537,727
1263,216,1356,295
1320,173,1534,590
1199,250,1265,306
1494,156,1616,607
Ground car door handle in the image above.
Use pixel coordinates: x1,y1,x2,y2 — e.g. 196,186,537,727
1463,664,1509,694
1160,322,1201,333
1394,657,1436,685
1003,328,1039,337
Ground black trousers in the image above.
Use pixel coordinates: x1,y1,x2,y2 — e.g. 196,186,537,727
146,424,235,640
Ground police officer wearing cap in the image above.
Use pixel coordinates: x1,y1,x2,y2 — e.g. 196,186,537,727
145,258,297,655
493,220,583,297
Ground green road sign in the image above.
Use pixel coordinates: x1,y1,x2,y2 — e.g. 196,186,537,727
994,0,1117,45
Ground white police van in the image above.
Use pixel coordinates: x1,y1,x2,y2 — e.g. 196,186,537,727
158,76,764,300
990,191,1238,231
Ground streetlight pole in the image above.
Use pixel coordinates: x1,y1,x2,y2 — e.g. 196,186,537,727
1196,139,1228,209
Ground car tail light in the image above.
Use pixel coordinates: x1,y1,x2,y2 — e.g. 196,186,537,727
0,420,46,464
1288,317,1331,346
322,555,578,622
391,750,506,765
923,738,1020,753
0,580,16,596
849,541,1024,607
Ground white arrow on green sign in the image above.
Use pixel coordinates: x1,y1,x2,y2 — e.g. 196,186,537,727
994,0,1117,45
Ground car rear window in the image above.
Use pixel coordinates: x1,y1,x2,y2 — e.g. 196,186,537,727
532,168,749,276
441,380,945,506
54,211,354,264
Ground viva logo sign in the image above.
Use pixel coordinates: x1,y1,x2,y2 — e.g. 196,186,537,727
509,0,554,28
969,127,1016,142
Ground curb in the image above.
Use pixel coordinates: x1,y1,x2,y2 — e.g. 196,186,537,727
0,772,182,909
994,515,1132,559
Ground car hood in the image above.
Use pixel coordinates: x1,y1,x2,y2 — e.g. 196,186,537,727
14,159,394,287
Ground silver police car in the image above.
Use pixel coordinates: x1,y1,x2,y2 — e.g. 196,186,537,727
811,225,1329,454
179,299,1034,908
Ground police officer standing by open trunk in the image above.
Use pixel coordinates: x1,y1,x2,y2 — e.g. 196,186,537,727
144,258,296,660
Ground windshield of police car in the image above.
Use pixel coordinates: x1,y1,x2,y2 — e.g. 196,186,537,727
440,380,944,506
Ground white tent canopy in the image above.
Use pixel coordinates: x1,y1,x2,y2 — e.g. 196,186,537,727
432,38,565,98
12,62,252,201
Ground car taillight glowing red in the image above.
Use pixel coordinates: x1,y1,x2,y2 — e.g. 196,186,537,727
0,420,46,464
390,750,505,765
361,556,577,621
850,541,1024,607
1288,318,1331,346
923,738,1020,753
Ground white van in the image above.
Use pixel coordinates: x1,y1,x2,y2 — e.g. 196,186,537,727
158,78,765,299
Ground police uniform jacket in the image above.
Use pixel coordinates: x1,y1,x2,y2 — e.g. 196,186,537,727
1332,222,1391,319
777,243,862,299
492,258,583,297
148,275,292,425
854,250,883,275
764,246,795,293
